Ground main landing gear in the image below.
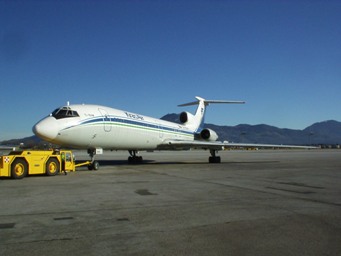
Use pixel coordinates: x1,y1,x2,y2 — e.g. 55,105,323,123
128,150,143,164
87,149,100,170
209,150,221,163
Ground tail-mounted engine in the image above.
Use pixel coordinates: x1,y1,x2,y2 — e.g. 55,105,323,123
179,111,195,124
199,128,219,141
180,111,218,141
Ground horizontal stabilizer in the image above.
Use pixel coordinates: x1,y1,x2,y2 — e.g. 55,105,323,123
178,96,245,107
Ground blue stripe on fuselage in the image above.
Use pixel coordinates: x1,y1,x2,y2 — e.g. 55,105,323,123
61,115,194,136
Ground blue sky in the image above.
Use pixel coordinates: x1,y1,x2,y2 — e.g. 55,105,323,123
1,0,340,140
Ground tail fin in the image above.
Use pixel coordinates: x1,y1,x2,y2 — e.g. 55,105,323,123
178,96,245,132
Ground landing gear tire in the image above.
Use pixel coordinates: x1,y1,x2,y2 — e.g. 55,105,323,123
209,156,221,163
128,156,143,164
209,150,221,164
87,148,100,170
128,150,143,164
88,161,99,171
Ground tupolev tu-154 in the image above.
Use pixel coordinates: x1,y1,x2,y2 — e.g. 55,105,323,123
33,96,314,170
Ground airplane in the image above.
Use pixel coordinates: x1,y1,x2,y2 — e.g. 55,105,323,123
32,96,315,169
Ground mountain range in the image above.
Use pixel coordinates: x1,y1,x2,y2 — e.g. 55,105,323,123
161,114,341,145
1,116,341,148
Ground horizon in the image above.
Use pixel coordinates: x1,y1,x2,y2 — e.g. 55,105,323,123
1,1,340,140
1,117,340,142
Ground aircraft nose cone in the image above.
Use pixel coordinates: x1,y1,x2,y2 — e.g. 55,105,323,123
32,117,59,142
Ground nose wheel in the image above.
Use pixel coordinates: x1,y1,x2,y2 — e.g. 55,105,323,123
88,161,99,170
87,149,100,170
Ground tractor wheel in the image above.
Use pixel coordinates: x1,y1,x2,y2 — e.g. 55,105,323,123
11,159,28,179
46,158,60,176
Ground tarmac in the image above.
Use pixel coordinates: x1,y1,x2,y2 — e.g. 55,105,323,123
0,149,341,256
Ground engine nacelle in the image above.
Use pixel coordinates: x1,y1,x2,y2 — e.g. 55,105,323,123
179,111,195,124
200,128,219,141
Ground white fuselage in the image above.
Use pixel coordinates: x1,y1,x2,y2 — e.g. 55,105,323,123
33,104,194,150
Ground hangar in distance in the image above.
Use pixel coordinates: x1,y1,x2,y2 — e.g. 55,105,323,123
33,96,314,169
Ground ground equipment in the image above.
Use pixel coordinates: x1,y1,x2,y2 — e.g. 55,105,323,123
0,149,90,179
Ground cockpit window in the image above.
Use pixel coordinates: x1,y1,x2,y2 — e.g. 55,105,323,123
51,107,79,119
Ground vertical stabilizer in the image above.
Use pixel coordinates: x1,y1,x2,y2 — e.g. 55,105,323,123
192,96,206,131
178,96,245,132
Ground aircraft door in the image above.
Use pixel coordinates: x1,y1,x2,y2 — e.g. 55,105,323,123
98,108,112,132
158,122,164,139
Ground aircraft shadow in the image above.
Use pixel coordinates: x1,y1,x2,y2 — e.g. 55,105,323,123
76,160,280,167
77,160,207,166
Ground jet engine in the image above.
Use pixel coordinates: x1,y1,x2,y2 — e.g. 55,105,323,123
200,128,219,141
179,111,195,124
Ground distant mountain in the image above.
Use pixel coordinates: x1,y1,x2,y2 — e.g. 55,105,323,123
1,117,340,148
0,135,45,149
161,114,341,145
303,120,341,144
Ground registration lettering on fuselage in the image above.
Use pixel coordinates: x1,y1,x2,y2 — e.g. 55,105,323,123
124,112,144,121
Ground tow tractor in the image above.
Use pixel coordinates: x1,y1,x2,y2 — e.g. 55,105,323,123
0,149,91,179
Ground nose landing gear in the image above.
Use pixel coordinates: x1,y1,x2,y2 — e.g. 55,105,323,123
87,148,100,170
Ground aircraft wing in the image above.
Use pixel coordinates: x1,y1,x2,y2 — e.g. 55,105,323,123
157,139,226,150
157,140,317,150
222,142,317,149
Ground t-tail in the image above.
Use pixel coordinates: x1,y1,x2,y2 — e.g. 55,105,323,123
178,96,245,133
